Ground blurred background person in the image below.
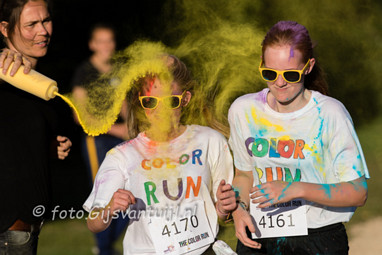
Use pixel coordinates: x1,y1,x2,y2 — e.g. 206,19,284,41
71,22,128,255
0,0,72,254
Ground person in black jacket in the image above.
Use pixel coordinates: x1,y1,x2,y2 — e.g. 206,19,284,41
0,0,72,254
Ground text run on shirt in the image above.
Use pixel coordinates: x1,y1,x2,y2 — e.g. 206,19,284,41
142,149,203,206
245,137,304,183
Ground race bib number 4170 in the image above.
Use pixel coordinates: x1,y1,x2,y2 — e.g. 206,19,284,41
148,200,214,254
250,199,308,239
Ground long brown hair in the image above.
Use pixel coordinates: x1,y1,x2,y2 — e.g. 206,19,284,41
261,20,328,95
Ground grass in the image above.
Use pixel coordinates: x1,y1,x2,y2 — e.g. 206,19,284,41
38,117,382,254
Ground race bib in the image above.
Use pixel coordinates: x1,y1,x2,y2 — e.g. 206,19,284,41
250,199,308,239
148,200,214,254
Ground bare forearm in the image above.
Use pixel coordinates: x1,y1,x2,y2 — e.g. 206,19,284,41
87,208,113,233
232,168,253,206
295,177,368,207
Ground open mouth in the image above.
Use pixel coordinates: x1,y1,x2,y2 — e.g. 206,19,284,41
35,40,49,47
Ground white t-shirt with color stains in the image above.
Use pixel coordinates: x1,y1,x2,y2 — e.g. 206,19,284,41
83,125,233,254
228,88,369,229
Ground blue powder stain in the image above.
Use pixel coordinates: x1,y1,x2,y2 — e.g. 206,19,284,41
352,163,363,177
277,182,292,201
361,179,368,190
273,237,286,255
357,178,368,190
254,185,269,199
233,187,241,198
320,184,336,199
313,99,324,147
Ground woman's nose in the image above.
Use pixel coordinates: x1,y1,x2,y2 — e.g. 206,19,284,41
275,74,287,86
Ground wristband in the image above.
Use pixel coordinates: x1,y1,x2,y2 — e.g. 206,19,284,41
216,203,233,223
238,200,249,211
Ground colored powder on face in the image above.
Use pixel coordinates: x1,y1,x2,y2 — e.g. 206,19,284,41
289,46,294,58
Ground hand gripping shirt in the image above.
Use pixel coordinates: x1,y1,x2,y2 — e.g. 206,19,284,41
228,88,369,229
83,125,233,254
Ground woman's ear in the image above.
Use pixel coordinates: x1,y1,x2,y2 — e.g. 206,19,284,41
306,58,316,74
0,21,9,38
182,91,192,107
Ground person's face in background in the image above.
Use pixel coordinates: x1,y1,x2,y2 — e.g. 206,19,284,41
89,28,116,61
4,0,52,64
263,44,313,110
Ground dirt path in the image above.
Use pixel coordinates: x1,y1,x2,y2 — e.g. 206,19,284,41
349,217,382,255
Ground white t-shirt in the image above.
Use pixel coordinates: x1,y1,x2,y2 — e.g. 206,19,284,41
83,125,233,254
228,88,369,229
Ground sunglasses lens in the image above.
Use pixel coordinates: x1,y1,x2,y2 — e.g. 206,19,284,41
284,71,300,82
141,97,158,109
262,70,277,81
163,96,181,109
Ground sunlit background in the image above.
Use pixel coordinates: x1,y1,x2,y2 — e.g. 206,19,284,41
17,0,382,254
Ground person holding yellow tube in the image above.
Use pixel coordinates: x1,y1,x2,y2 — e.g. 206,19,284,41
0,0,72,254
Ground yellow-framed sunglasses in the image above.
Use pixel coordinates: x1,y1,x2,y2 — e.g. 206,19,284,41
259,59,311,83
139,91,186,110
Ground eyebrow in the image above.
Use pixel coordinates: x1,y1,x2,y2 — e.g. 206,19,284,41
24,15,51,26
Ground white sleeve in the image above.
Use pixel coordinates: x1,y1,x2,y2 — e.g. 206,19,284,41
228,102,253,171
325,103,369,182
210,133,234,203
83,149,127,212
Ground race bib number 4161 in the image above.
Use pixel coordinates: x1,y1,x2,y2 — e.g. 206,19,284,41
250,199,308,239
148,200,214,254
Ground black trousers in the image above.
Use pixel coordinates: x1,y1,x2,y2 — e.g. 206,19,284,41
236,223,349,255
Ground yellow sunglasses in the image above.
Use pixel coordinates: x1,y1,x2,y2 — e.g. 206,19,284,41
139,91,186,110
259,59,311,83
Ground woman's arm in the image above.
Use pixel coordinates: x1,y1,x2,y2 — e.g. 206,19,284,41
231,168,262,249
87,189,135,233
215,179,236,219
251,176,368,208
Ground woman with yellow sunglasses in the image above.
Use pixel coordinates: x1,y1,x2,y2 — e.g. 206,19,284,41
84,54,236,254
227,21,369,254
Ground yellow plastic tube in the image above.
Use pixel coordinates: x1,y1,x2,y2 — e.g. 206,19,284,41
0,63,58,100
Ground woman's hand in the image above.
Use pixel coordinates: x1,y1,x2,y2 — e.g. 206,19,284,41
107,189,136,216
57,136,72,160
0,48,32,76
88,189,136,233
216,180,237,218
250,181,296,208
232,207,261,249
